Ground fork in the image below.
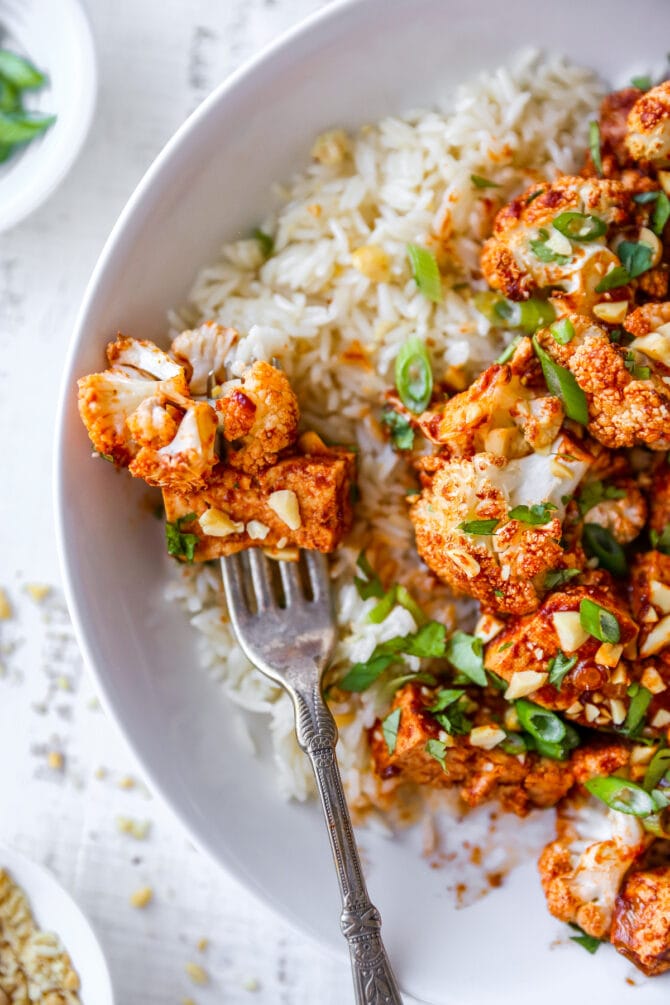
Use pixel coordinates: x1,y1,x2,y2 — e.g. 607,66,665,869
221,549,404,1005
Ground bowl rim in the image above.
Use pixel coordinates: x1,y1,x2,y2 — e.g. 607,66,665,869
0,0,98,232
54,0,370,961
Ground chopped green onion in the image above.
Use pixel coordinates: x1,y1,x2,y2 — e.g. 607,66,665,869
548,651,578,690
633,191,661,205
425,738,448,771
165,513,199,563
568,924,603,955
595,265,631,293
382,708,402,755
550,318,575,345
368,587,399,624
622,684,652,737
544,568,580,589
496,335,523,364
0,111,56,145
651,524,670,554
471,173,500,189
353,551,385,601
631,75,652,91
618,240,653,279
643,747,670,791
395,585,428,627
577,480,626,517
427,688,466,713
445,631,487,686
583,523,628,576
0,79,18,113
252,228,274,259
428,689,473,736
500,731,528,755
579,598,620,643
0,49,46,89
589,120,603,176
495,296,556,333
380,406,415,450
552,211,607,242
516,700,566,744
508,502,557,526
624,352,651,380
532,337,589,425
529,230,571,265
652,191,670,235
585,775,656,816
526,188,545,205
394,336,433,413
407,243,443,303
458,518,499,535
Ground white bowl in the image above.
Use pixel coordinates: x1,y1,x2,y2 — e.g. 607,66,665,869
0,0,96,231
0,845,113,1003
54,2,670,1003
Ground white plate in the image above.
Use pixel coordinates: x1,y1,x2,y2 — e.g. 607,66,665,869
54,1,670,1002
0,0,96,231
0,845,113,1004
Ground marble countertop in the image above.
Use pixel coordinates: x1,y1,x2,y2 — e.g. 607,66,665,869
0,1,367,1001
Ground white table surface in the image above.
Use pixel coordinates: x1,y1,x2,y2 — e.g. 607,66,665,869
0,1,376,1001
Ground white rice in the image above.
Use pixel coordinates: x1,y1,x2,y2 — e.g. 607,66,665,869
166,51,605,811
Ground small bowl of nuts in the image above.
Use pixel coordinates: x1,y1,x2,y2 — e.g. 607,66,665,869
0,845,113,1004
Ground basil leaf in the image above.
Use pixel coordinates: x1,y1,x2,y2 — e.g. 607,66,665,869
623,684,653,737
165,513,199,562
595,265,631,292
583,523,628,576
445,631,487,686
585,774,656,816
382,708,402,755
548,651,578,690
471,173,500,189
568,924,602,955
544,568,580,589
458,519,499,535
589,121,603,175
650,524,670,554
0,111,56,144
532,337,589,425
643,747,670,791
407,244,443,304
381,407,415,450
425,738,448,771
579,598,621,643
550,318,575,345
618,240,653,279
0,49,46,89
652,191,670,236
508,502,557,526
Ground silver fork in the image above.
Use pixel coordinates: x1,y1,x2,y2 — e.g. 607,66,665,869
221,549,404,1005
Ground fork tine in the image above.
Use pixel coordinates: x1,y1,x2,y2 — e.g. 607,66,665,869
278,557,302,606
247,549,276,611
303,551,328,603
221,553,250,618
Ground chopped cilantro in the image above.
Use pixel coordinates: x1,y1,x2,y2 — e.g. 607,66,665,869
445,631,487,686
425,738,449,771
381,708,402,755
354,551,385,601
624,352,651,380
576,480,625,517
381,406,415,450
568,924,602,955
165,513,199,562
651,524,670,554
548,651,578,690
339,621,447,692
252,227,274,259
529,228,570,265
458,518,499,535
544,568,580,589
508,502,557,525
618,240,653,279
653,191,670,236
630,75,652,91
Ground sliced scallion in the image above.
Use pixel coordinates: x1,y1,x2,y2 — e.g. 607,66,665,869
589,120,603,176
643,747,670,791
532,337,589,425
407,243,443,303
585,775,656,816
0,111,56,145
552,211,606,242
471,173,500,189
582,523,627,576
579,598,620,643
496,335,523,364
394,336,433,413
622,684,652,737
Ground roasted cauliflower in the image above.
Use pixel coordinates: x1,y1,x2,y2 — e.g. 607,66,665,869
77,335,189,465
538,790,649,939
611,863,670,975
170,321,238,396
626,80,670,165
128,400,219,491
535,314,670,450
480,176,632,310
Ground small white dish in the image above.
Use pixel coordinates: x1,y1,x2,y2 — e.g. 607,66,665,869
0,845,114,1003
0,0,96,231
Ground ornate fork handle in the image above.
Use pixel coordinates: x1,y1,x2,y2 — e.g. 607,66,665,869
292,681,404,1005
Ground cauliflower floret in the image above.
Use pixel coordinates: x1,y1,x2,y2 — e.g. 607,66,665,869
128,401,218,491
480,176,632,310
536,314,670,450
126,396,179,449
410,439,591,615
625,301,670,339
538,791,650,939
626,80,670,165
170,321,238,396
484,574,639,728
611,864,670,975
584,477,647,545
216,360,299,473
77,335,189,464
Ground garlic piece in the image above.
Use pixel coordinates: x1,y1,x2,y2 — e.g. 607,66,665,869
504,670,548,701
469,725,506,750
552,611,589,652
199,508,244,537
268,490,301,530
640,614,670,657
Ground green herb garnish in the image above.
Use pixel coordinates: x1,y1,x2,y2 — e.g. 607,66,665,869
651,524,670,554
643,747,670,791
425,738,449,771
583,523,628,576
445,631,487,686
624,352,651,380
594,265,631,293
631,75,652,91
577,480,625,516
382,708,402,755
585,775,656,816
653,191,670,236
532,337,589,425
549,318,575,345
0,50,46,89
618,240,653,279
508,502,557,526
579,598,620,643
471,173,500,189
496,335,523,364
354,551,385,601
407,243,443,303
339,621,447,692
622,683,653,737
458,518,499,535
252,227,274,258
427,688,473,735
529,229,570,265
165,513,199,562
589,120,603,176
548,651,578,690
568,924,602,955
544,568,580,589
381,406,415,450
0,50,56,163
394,336,433,413
515,700,580,760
